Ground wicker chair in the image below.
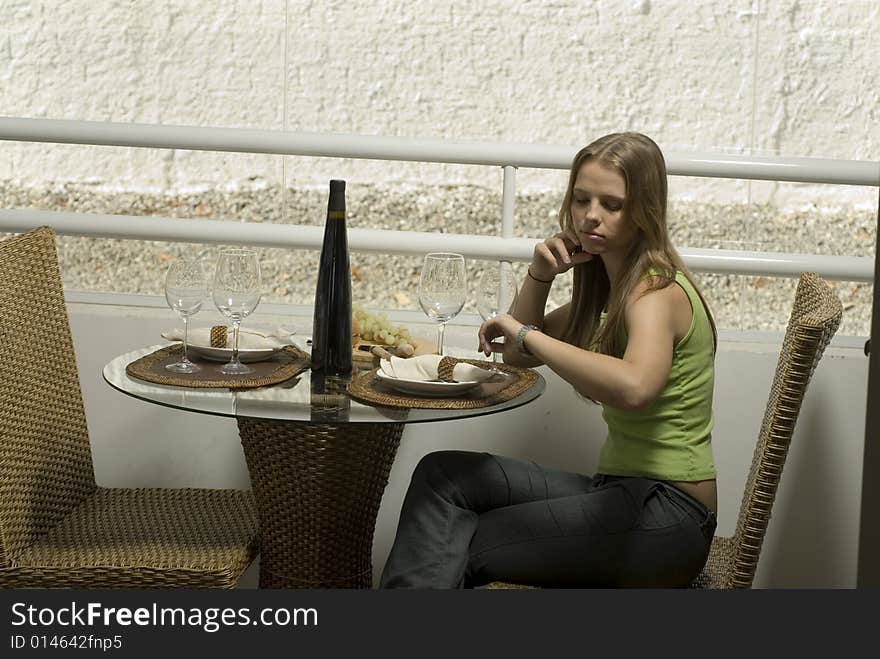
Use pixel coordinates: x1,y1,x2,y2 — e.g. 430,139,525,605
0,227,259,588
692,272,841,588
485,272,842,589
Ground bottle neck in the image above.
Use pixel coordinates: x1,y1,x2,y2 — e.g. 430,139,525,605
328,179,345,214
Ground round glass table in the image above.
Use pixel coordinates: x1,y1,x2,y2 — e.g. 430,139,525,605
104,346,545,588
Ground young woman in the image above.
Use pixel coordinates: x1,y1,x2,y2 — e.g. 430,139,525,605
380,132,718,588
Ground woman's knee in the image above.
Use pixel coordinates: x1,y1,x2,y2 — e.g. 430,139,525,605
411,450,499,503
413,450,484,481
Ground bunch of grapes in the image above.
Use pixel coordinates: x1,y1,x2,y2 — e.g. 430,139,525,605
353,306,415,355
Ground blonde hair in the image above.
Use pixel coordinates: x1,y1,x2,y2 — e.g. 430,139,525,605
559,132,717,357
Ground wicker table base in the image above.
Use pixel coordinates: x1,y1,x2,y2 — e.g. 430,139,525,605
237,418,403,589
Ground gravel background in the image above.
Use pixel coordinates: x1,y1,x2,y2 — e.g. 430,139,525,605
2,181,875,336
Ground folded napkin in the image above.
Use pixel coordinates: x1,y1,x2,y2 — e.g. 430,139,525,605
161,326,295,350
380,355,495,383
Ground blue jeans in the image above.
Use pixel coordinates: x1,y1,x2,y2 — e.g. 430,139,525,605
379,450,716,588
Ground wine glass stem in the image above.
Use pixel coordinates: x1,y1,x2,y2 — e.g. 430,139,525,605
437,322,446,356
231,320,241,365
182,315,191,364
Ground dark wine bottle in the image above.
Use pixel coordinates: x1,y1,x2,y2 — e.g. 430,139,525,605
311,179,353,377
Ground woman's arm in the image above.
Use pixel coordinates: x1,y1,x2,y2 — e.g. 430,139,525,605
494,303,572,367
510,230,592,325
506,266,554,329
499,230,593,366
479,282,684,411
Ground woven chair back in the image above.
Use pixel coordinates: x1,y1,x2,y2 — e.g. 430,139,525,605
728,272,842,587
0,227,97,565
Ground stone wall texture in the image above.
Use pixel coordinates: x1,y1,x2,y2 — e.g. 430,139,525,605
3,1,878,195
1,0,877,333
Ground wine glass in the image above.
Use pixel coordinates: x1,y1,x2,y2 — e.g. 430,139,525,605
212,247,262,375
418,252,466,356
164,258,207,374
476,262,519,362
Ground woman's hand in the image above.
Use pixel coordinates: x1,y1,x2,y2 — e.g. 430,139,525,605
530,229,593,281
477,313,523,358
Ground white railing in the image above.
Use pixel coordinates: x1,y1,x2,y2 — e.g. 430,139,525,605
0,208,873,282
0,117,878,282
2,117,878,184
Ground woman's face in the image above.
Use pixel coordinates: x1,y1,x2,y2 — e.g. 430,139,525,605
570,159,636,257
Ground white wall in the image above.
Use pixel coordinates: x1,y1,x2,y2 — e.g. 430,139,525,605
68,299,868,588
2,0,878,207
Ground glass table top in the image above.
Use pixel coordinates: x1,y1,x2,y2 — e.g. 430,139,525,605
103,345,545,425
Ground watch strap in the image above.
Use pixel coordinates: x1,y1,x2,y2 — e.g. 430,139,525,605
516,324,538,356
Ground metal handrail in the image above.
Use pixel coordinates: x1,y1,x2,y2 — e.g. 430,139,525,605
0,116,877,284
2,117,879,185
0,208,873,282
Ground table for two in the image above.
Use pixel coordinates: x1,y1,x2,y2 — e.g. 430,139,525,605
103,346,545,588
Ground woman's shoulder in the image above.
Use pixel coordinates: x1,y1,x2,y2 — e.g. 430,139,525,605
630,268,679,299
630,276,688,304
627,272,695,344
627,272,692,320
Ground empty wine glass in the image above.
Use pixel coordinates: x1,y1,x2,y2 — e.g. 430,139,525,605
418,252,466,356
212,247,262,375
164,258,207,374
477,262,519,362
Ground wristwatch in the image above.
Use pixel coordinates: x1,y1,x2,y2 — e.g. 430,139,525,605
516,324,539,356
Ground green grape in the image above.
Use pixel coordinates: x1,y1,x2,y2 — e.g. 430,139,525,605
353,305,413,347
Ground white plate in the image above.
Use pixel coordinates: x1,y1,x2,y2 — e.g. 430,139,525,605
188,344,279,363
375,370,481,397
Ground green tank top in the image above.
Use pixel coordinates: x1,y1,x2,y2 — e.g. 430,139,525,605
597,271,716,481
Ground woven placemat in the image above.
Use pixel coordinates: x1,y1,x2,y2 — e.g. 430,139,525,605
126,344,310,389
347,359,538,409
